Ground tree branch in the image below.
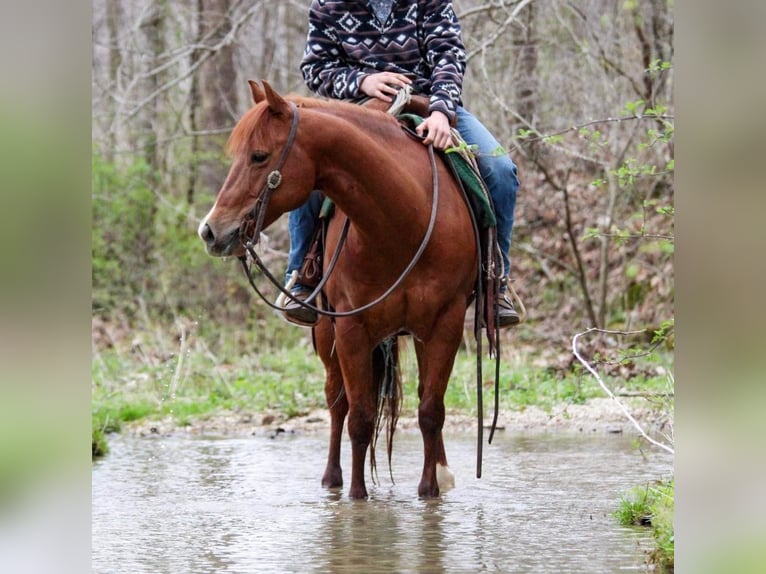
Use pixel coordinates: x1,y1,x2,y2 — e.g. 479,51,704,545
572,328,674,454
466,0,538,62
115,0,264,123
518,114,674,143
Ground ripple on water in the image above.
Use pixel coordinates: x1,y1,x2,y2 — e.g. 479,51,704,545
92,431,671,573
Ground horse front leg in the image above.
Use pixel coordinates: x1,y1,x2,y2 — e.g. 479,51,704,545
335,325,376,500
415,340,454,491
415,307,464,498
346,394,376,499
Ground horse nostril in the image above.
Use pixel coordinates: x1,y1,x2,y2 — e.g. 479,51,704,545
200,223,215,244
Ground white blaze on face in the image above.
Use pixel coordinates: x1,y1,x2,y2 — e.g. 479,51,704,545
436,463,455,492
197,201,218,239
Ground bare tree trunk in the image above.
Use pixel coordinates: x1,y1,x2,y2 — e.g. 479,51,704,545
136,0,168,291
104,0,122,163
140,0,167,174
513,0,538,132
187,0,204,215
197,0,239,193
597,173,618,328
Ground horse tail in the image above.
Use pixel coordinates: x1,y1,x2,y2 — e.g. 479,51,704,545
370,336,401,485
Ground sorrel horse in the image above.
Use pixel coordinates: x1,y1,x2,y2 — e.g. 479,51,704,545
198,81,478,499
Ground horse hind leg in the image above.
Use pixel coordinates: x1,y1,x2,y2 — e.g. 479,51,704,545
419,353,455,492
322,366,347,489
315,319,347,489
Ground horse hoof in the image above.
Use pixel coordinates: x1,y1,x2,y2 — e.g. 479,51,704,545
436,463,455,492
321,471,343,489
418,482,440,499
348,485,368,500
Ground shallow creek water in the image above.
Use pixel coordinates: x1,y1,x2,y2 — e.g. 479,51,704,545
92,429,671,573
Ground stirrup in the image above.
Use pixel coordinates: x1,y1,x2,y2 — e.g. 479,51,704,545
502,276,527,324
276,271,320,327
274,270,299,310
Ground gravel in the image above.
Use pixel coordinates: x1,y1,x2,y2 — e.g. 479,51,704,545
125,396,672,440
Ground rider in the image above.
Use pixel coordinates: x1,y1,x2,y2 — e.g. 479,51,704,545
282,0,521,328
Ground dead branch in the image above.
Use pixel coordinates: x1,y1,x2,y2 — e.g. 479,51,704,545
572,327,674,454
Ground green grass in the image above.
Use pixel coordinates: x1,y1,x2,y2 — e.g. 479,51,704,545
616,478,674,571
397,347,599,415
92,318,328,450
93,314,672,453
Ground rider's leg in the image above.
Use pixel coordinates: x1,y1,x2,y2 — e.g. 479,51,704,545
455,107,521,327
281,190,323,325
286,190,324,286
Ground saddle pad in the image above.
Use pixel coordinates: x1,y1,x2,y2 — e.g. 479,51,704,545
396,113,496,228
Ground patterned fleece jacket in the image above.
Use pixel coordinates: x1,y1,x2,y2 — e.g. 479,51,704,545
301,0,467,122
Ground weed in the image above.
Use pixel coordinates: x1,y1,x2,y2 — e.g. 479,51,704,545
616,478,674,571
91,416,109,458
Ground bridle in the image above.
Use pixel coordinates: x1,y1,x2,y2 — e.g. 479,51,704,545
238,101,301,251
238,102,440,319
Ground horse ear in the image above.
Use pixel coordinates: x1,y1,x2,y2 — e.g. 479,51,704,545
262,81,290,116
248,80,265,104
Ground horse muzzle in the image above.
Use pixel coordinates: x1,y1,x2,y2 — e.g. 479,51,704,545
198,219,244,257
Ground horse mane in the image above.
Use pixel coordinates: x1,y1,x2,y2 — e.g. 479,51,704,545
226,94,399,158
287,94,395,122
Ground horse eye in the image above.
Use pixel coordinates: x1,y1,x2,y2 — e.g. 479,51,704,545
250,151,269,164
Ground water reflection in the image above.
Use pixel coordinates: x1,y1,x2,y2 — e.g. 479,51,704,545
92,431,671,573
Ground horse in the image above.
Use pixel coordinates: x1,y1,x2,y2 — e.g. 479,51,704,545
198,81,478,499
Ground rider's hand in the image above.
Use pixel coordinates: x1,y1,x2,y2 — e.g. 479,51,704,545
416,111,452,150
360,72,412,102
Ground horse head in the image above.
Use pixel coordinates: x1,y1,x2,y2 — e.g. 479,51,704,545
198,81,315,257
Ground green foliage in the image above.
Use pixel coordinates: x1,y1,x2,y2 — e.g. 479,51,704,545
542,134,564,145
615,483,654,525
445,141,506,159
92,429,108,459
92,153,157,317
445,140,478,155
91,311,327,454
616,479,675,570
652,319,675,348
622,99,645,115
516,128,538,140
645,59,672,76
91,151,254,328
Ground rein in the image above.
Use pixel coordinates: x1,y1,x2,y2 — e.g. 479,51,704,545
239,108,441,319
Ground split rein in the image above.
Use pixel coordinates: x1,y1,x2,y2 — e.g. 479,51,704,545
237,102,440,319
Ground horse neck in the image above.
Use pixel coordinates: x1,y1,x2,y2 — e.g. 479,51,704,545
302,108,431,242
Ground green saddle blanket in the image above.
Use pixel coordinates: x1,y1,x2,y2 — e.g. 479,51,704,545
396,113,496,228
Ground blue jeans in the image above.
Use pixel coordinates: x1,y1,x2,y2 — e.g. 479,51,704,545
285,189,324,286
285,106,519,283
455,106,519,278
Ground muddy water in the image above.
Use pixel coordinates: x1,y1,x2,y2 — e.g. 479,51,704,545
92,430,671,573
